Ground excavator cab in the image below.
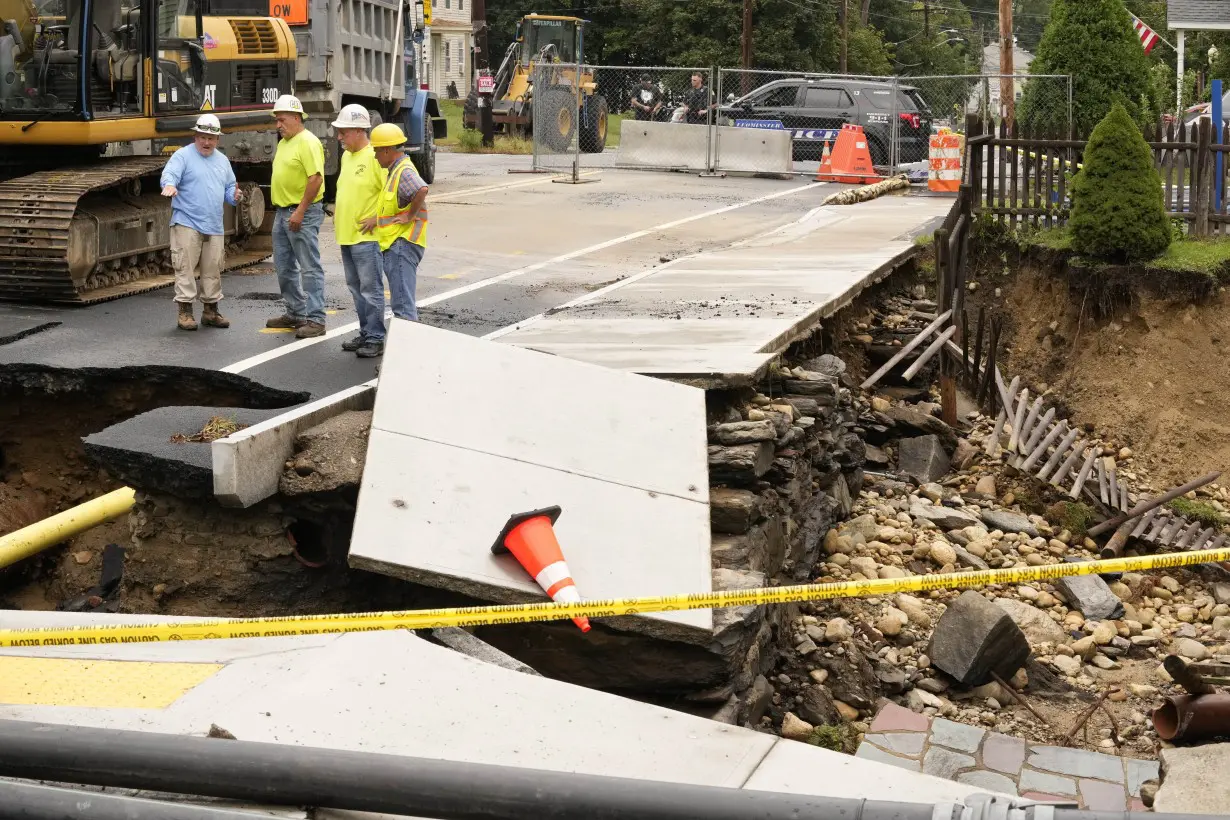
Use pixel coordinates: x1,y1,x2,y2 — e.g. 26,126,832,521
0,0,206,122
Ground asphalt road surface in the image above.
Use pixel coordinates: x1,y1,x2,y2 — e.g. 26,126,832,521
0,153,836,401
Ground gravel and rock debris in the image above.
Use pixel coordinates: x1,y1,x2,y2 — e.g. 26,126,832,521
759,292,1230,770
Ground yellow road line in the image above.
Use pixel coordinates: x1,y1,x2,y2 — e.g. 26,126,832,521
1,546,1225,648
0,657,222,708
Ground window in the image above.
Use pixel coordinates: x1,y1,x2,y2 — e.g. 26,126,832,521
459,0,464,9
758,85,799,107
803,87,849,108
444,0,450,7
444,41,450,73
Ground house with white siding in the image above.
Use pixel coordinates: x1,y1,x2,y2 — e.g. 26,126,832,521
428,0,472,98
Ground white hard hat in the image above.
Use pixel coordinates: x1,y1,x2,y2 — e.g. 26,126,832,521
192,113,222,135
271,94,305,116
331,103,371,130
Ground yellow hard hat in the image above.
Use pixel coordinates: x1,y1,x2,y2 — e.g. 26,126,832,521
371,122,407,148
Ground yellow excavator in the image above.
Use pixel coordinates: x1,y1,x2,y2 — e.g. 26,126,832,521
0,0,295,303
463,14,607,153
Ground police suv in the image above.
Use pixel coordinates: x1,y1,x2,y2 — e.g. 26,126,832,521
717,77,933,165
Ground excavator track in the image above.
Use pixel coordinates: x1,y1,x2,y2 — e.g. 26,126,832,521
0,156,272,305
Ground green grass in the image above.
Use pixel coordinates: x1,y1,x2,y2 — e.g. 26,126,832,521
913,232,934,246
437,99,464,147
1150,237,1230,277
1047,501,1097,539
1022,226,1075,252
455,128,532,154
438,98,629,152
1169,497,1228,528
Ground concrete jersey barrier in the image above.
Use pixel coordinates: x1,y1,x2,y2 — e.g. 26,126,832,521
617,120,791,174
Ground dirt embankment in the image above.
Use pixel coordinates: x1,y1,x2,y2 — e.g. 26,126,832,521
0,365,306,606
992,265,1230,489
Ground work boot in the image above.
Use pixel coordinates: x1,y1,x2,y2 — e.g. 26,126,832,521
341,334,366,352
295,320,326,339
177,302,197,331
355,339,384,358
202,302,230,328
266,314,303,329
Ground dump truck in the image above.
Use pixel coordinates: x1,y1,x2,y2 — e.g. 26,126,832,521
206,0,445,187
0,0,296,303
462,13,606,152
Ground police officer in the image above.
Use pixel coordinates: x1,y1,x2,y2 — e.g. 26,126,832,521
360,123,428,357
330,104,387,357
266,94,328,339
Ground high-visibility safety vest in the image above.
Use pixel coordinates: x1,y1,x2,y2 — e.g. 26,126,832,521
375,158,428,252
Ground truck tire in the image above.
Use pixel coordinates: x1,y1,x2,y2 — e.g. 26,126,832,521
416,114,436,185
579,94,608,153
537,87,577,152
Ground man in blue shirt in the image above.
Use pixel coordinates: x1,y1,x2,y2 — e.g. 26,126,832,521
160,113,242,331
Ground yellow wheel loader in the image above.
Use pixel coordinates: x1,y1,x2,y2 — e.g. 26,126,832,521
463,14,607,153
0,0,295,304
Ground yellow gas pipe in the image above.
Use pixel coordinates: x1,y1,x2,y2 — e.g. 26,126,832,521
0,487,136,570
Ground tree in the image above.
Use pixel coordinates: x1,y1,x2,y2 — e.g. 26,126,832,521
1069,102,1171,261
1017,0,1152,134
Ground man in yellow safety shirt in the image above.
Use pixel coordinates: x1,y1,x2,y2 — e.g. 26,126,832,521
361,123,428,341
331,104,388,359
266,94,328,339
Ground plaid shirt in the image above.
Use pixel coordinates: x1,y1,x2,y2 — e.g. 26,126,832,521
391,156,427,209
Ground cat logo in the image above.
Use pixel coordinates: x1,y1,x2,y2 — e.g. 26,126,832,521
201,84,217,111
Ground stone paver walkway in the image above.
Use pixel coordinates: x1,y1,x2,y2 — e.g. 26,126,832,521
857,701,1158,810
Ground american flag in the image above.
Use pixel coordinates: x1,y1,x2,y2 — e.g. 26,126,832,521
1130,12,1161,54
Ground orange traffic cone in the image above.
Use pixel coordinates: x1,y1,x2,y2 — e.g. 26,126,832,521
820,124,882,184
815,140,833,181
491,506,590,632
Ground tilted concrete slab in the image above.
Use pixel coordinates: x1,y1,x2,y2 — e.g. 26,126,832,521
0,611,994,816
347,320,714,641
497,196,951,387
212,380,376,508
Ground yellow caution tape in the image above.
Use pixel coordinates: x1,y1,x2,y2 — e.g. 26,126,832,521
3,546,1228,648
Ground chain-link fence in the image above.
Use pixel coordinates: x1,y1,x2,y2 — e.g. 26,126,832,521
529,64,1072,183
531,61,585,180
709,70,1072,178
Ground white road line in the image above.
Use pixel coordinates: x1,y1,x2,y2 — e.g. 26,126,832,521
433,171,598,201
221,180,825,375
483,202,834,340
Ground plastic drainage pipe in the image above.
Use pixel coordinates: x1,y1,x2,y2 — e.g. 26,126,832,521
0,719,1203,820
0,780,276,820
0,486,135,571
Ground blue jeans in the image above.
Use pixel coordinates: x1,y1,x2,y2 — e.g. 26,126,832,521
272,203,326,324
383,238,423,321
341,241,386,343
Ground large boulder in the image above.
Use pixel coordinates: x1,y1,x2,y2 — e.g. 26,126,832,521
928,590,1031,685
898,435,951,483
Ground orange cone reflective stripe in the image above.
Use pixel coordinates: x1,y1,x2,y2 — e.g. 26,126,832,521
491,506,590,632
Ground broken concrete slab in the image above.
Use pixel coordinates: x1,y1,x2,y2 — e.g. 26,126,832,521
928,590,1030,685
348,320,713,642
1155,744,1230,814
1057,573,1125,621
898,435,950,483
85,406,282,499
213,381,375,508
1,611,990,807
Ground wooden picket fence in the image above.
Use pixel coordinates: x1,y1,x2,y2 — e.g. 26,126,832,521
961,114,1230,237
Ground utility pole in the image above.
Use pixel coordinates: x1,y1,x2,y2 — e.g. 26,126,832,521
471,0,494,146
838,0,847,74
998,0,1014,130
741,0,753,95
923,0,929,37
